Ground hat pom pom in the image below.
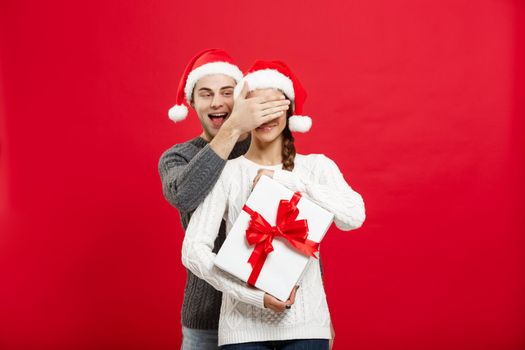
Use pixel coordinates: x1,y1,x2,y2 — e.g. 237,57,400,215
168,104,188,123
288,115,312,133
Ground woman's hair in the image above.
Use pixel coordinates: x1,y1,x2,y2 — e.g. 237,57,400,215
282,106,296,171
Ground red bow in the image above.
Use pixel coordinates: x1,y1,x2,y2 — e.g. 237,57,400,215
243,192,319,287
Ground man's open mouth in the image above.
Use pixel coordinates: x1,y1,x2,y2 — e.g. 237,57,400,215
208,113,229,128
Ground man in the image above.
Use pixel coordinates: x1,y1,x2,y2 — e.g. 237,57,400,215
158,49,290,350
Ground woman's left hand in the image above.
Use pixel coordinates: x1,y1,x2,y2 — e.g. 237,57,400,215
252,169,275,188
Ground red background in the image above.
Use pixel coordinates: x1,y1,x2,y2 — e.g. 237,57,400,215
1,1,524,349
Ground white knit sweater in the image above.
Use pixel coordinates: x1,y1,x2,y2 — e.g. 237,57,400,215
182,154,366,346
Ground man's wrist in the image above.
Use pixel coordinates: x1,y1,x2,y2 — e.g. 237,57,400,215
221,118,243,139
208,119,244,160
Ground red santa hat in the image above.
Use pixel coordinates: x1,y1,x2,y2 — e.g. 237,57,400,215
233,60,312,133
168,48,243,123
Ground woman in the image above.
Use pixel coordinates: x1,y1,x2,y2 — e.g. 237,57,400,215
182,60,366,349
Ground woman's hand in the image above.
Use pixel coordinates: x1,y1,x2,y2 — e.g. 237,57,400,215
253,169,275,188
263,286,298,312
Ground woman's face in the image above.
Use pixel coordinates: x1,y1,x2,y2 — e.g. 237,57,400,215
248,88,288,144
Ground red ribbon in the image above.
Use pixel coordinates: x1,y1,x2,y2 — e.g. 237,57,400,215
243,192,319,287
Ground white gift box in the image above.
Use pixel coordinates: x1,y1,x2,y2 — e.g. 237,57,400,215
214,175,334,301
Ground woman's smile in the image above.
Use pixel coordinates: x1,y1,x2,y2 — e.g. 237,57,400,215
256,121,279,132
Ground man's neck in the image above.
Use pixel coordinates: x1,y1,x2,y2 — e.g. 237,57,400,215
199,131,212,143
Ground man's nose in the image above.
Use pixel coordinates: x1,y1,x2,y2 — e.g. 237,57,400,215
210,94,223,108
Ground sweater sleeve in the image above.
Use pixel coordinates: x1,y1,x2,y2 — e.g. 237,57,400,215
158,143,226,213
181,172,266,309
272,155,366,231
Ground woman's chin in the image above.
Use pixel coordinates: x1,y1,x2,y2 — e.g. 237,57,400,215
255,135,276,143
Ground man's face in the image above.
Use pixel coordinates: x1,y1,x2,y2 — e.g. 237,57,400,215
191,74,236,141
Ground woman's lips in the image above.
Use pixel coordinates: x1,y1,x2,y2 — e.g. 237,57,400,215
256,123,278,132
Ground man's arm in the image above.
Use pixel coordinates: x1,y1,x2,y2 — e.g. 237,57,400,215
158,143,226,213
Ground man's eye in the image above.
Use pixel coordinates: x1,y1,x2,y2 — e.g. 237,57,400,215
200,93,211,98
223,91,233,97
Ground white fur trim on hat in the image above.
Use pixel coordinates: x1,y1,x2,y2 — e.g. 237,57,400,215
185,62,243,102
233,69,295,101
288,115,312,133
168,104,189,123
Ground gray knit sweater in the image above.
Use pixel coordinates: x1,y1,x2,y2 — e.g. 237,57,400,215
158,136,251,330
